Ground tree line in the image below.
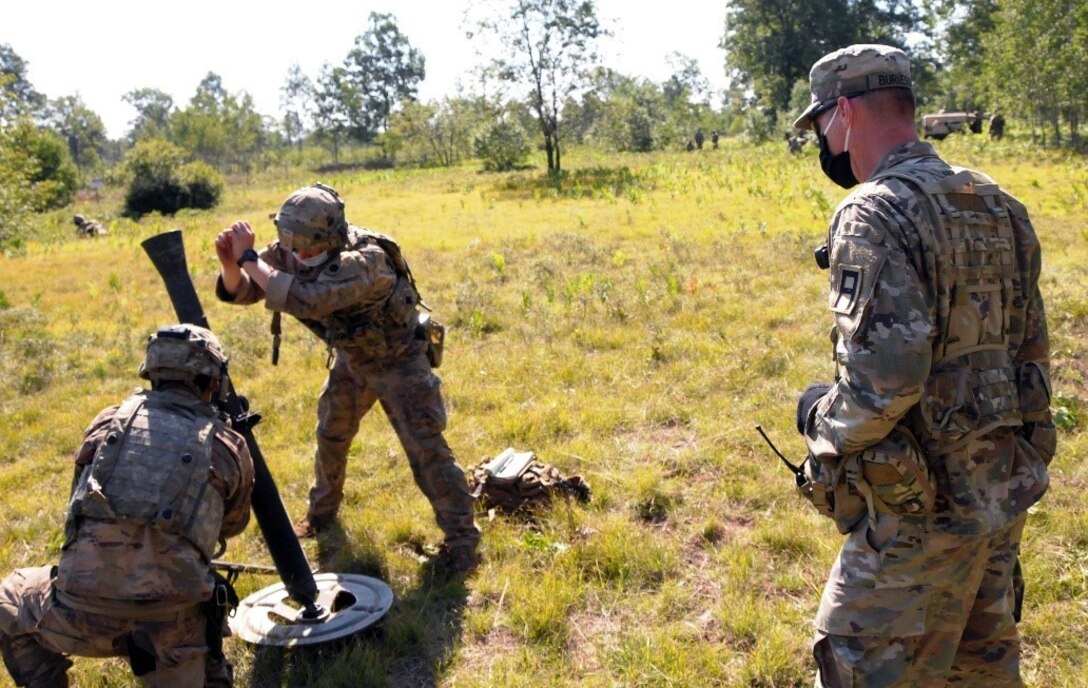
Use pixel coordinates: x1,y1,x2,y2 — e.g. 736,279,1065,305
2,0,1087,249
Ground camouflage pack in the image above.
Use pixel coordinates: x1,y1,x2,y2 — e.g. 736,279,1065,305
468,449,590,513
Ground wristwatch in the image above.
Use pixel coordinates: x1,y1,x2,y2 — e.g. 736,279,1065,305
236,248,259,267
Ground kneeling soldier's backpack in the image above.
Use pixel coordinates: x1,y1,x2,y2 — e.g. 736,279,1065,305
469,448,591,513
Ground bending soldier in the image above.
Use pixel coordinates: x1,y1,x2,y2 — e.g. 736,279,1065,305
793,45,1052,686
213,182,480,572
73,214,107,238
0,325,255,687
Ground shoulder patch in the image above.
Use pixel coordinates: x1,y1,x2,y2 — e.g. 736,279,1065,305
829,221,888,325
832,265,864,314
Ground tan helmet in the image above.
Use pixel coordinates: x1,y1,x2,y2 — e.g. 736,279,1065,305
139,324,227,393
73,214,85,226
272,182,348,252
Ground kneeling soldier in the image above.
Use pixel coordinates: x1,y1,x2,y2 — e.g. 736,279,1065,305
0,325,254,687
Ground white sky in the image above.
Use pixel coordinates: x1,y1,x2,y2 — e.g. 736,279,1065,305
5,0,731,139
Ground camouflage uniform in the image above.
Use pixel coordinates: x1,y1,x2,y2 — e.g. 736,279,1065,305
794,46,1052,687
0,377,254,686
217,200,479,555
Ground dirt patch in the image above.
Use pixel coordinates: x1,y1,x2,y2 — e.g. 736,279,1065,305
450,625,522,680
615,422,698,457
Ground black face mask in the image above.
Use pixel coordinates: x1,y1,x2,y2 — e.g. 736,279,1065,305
817,131,858,189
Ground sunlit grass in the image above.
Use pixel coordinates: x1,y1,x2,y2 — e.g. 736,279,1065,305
2,139,1086,686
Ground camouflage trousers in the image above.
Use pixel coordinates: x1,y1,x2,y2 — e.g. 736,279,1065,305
308,349,479,549
813,512,1026,687
0,566,230,687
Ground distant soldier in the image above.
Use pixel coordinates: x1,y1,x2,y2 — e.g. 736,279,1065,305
73,214,107,238
711,131,720,149
694,129,705,150
787,134,808,154
990,112,1006,141
969,110,984,134
0,325,255,687
685,140,695,152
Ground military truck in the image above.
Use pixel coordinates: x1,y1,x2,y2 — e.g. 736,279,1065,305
921,111,984,140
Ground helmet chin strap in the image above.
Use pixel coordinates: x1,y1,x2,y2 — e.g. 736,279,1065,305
218,363,230,404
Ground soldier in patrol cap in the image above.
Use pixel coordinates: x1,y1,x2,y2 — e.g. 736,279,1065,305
0,324,254,687
213,182,480,572
792,44,1053,686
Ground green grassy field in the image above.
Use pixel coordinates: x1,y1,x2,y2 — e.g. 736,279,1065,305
2,138,1087,687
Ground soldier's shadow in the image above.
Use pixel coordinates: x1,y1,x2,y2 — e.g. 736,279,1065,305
245,522,469,688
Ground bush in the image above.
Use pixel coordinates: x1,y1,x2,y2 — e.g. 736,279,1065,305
3,119,79,212
120,139,224,217
475,120,531,172
176,161,223,210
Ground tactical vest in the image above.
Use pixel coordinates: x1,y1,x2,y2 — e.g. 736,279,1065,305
874,166,1024,456
65,390,226,561
322,228,422,346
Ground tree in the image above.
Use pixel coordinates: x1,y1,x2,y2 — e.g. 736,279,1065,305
172,72,266,171
123,88,175,142
0,82,35,250
2,117,79,211
312,63,355,164
663,53,710,106
46,95,109,170
192,72,227,112
935,0,998,82
0,44,45,123
343,12,426,142
281,64,314,151
721,0,922,117
474,0,608,174
386,97,488,167
982,0,1088,147
590,74,669,152
475,118,531,171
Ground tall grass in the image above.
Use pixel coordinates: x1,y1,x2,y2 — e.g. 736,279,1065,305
1,138,1086,686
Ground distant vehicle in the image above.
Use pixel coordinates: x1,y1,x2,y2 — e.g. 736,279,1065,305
921,111,985,140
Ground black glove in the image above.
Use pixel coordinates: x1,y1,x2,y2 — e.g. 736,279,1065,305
796,382,832,435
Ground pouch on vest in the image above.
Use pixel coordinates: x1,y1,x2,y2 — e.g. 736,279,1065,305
1017,360,1056,465
801,455,867,534
845,427,936,518
417,313,445,368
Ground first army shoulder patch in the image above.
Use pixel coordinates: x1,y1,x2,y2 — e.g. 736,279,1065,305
827,222,889,337
832,265,863,314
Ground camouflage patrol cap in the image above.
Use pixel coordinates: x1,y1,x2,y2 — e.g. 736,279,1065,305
139,324,227,389
793,44,913,130
273,182,349,252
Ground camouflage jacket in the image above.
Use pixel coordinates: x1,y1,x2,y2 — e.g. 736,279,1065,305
217,226,421,362
55,389,254,609
804,141,1052,534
